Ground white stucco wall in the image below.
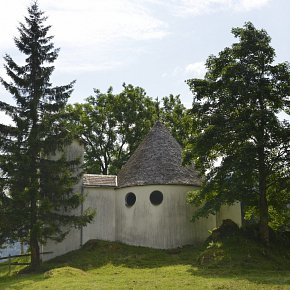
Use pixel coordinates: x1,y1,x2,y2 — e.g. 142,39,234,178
82,187,116,244
43,179,242,260
42,222,81,262
42,140,84,261
115,184,216,249
216,202,242,227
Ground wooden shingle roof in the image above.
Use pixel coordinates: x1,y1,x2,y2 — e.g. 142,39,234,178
83,174,117,187
117,121,200,188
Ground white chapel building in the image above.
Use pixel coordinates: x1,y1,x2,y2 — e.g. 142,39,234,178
44,121,241,260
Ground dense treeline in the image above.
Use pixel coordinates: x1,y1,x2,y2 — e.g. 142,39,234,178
67,84,193,175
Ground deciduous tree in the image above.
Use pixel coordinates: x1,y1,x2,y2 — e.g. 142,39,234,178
68,86,194,175
186,22,290,244
67,84,157,174
160,94,194,147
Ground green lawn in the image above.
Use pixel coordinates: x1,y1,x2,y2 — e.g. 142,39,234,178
0,234,289,289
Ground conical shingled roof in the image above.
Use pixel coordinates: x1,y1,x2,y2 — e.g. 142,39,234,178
117,121,201,188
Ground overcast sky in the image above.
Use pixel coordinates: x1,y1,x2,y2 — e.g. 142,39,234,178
0,0,290,124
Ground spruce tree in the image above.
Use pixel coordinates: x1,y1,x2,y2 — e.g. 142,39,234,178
0,2,93,270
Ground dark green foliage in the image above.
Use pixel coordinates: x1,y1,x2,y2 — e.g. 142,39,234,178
0,2,94,270
160,94,194,147
198,222,290,271
68,85,192,175
67,84,158,175
186,22,290,244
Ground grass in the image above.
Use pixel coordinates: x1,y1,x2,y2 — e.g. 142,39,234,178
0,231,290,290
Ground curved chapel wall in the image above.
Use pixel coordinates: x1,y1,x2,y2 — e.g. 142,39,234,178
115,184,216,249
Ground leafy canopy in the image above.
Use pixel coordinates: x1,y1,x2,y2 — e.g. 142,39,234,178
67,84,192,175
186,22,290,242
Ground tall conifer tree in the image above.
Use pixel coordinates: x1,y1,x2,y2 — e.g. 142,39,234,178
0,2,93,270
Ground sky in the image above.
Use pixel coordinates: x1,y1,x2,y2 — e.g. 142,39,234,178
0,0,290,124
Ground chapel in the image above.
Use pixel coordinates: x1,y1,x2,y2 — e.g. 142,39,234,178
43,121,241,260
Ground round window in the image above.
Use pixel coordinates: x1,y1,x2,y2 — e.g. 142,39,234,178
150,190,163,205
125,192,136,207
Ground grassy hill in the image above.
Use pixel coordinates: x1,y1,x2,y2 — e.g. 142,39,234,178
0,226,289,289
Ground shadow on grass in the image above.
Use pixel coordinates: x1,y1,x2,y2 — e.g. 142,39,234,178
1,239,290,289
43,240,200,271
188,232,290,287
49,239,290,286
45,239,290,287
0,241,199,289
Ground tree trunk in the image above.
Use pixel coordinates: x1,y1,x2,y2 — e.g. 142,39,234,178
259,186,269,245
258,148,269,245
256,94,269,246
20,241,24,255
28,120,41,271
29,158,41,271
30,229,40,271
30,186,41,271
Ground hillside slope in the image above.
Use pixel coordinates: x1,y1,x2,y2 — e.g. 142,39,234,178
0,225,289,289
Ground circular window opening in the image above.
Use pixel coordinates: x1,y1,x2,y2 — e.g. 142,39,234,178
125,192,136,207
150,190,163,205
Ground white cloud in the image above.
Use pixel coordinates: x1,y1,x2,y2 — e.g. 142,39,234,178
0,112,14,126
55,59,124,74
161,62,206,83
0,2,27,49
185,62,206,78
2,0,270,51
0,0,272,81
161,66,184,78
41,0,168,46
160,0,271,16
234,0,270,11
0,0,169,73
